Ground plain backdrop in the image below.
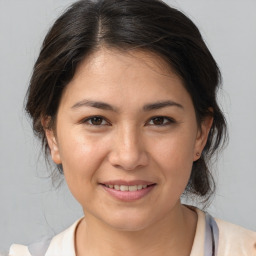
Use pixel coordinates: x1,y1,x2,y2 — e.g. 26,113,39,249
0,0,256,254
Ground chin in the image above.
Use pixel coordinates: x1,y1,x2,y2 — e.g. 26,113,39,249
100,210,156,232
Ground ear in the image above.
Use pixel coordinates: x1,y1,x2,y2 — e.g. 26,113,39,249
193,114,213,161
42,117,62,165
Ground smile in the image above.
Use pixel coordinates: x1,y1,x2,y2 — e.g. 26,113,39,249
104,184,148,191
100,183,156,201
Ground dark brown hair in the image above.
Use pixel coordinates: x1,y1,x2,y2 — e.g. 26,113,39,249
25,0,227,204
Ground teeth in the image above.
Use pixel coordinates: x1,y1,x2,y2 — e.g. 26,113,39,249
106,184,150,191
128,185,137,191
120,185,128,191
114,185,120,190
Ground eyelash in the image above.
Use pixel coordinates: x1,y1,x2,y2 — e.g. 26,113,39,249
81,116,110,126
146,116,176,126
80,115,176,127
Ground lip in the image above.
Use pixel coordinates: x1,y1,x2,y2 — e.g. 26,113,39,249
100,179,155,186
99,181,156,202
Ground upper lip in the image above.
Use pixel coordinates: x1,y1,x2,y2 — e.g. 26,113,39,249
100,180,156,186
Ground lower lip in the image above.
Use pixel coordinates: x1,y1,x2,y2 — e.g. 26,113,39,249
101,184,156,202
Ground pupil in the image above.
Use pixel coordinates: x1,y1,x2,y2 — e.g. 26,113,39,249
92,117,102,125
153,117,164,125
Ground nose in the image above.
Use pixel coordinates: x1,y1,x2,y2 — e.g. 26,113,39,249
108,125,149,171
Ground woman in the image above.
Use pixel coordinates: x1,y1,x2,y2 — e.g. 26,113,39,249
9,0,256,255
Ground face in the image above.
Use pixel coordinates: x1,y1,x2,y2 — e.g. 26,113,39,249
45,48,212,231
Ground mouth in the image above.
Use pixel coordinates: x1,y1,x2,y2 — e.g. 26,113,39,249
99,181,157,201
101,184,155,192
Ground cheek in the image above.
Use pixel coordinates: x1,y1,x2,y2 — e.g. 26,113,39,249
151,131,196,186
59,127,108,164
57,129,109,201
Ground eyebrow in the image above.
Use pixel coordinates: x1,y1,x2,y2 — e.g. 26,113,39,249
143,100,184,111
71,99,183,112
71,99,117,111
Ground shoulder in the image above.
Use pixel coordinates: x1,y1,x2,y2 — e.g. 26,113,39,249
9,217,83,256
191,206,256,255
9,244,31,256
44,217,82,256
215,217,256,255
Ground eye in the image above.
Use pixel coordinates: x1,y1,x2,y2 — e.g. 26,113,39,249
147,116,175,126
82,116,109,126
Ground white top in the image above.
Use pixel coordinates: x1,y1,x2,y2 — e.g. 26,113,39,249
9,208,256,256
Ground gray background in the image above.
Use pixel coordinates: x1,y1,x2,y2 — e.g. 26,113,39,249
0,0,256,254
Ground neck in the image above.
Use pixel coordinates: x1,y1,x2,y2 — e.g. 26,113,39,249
75,203,197,256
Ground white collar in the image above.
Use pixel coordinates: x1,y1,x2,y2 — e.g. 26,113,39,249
44,207,206,256
45,217,83,256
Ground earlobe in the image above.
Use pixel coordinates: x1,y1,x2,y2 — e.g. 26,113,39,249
193,115,213,161
42,118,62,165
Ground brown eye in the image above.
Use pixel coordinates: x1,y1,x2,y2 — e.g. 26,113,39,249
152,117,165,125
82,116,109,126
90,117,103,125
147,116,174,126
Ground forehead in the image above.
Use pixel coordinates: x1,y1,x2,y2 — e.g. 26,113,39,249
60,48,192,110
76,48,177,78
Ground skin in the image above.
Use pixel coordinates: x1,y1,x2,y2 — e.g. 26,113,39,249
45,48,213,256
